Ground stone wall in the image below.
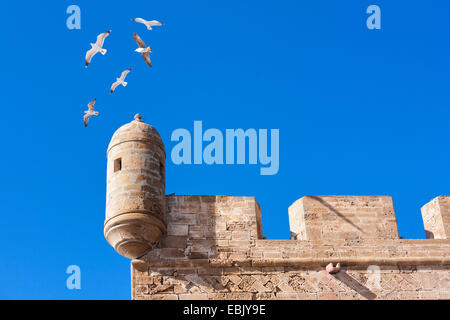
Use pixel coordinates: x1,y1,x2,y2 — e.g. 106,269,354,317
131,195,450,300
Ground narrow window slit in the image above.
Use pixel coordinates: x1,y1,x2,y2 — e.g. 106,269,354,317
159,162,164,178
114,158,122,172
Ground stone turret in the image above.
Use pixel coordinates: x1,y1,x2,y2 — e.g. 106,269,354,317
104,114,166,259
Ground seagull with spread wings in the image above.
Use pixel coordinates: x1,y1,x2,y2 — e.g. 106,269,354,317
83,99,99,127
85,30,111,67
110,69,132,94
132,18,163,30
133,33,153,68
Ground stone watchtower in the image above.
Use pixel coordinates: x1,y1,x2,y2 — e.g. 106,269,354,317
104,114,166,259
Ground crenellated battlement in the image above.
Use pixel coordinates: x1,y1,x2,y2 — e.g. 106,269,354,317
131,195,450,300
422,196,450,239
136,195,450,266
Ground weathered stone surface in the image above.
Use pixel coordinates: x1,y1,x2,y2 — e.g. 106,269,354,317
130,194,450,300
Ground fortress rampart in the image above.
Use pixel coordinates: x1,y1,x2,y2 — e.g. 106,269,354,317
105,116,450,300
131,195,450,300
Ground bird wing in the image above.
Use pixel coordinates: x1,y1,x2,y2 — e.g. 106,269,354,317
147,20,163,26
133,18,147,24
88,98,96,111
120,68,132,80
110,81,120,94
142,52,152,68
133,32,146,48
95,30,111,48
85,47,97,67
83,114,90,127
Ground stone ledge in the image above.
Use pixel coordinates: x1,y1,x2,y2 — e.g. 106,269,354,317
133,255,450,270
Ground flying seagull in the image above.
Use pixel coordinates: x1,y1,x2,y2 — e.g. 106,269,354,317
133,33,152,68
110,69,132,94
85,30,111,67
83,99,99,127
132,18,163,30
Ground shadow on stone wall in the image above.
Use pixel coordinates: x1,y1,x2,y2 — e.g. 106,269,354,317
334,271,377,300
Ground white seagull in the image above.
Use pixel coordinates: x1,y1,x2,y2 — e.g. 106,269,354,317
132,18,163,30
85,30,111,67
83,99,99,127
326,263,341,274
133,33,153,68
110,69,132,94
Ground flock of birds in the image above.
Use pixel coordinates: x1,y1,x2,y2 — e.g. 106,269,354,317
83,18,163,127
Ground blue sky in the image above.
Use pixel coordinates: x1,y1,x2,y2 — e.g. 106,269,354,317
0,0,449,299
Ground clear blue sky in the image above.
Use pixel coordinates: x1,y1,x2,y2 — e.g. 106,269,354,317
0,0,448,299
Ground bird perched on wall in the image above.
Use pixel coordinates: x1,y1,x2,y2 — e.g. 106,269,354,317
132,18,163,30
85,30,111,67
83,99,99,127
133,33,153,68
110,69,132,94
326,262,341,274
